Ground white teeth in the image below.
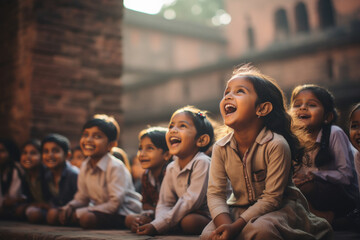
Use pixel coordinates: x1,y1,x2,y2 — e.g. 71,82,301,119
84,145,95,150
169,136,181,144
225,104,235,110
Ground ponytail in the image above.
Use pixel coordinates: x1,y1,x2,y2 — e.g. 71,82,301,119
314,123,332,167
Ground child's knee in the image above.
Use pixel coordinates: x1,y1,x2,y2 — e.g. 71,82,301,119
241,219,281,240
181,213,210,235
26,206,45,223
46,208,59,225
79,212,97,229
125,214,135,229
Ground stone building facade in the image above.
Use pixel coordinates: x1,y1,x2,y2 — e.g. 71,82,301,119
121,0,360,156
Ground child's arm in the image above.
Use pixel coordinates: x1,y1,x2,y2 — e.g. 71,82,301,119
140,172,156,211
82,161,127,214
207,144,233,227
311,127,354,185
64,165,89,209
151,158,210,234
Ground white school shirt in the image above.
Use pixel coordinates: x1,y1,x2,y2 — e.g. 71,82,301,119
151,151,210,233
66,153,142,218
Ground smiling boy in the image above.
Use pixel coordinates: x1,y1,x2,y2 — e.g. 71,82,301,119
59,115,142,229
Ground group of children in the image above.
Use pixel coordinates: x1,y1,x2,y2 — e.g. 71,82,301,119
1,64,360,239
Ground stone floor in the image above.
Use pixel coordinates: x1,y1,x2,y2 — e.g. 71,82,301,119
0,221,197,240
1,220,360,239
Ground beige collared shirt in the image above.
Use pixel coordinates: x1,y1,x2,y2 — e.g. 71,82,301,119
151,152,210,233
208,127,299,223
67,153,142,217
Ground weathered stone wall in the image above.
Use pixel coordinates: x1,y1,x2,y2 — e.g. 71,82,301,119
0,0,124,147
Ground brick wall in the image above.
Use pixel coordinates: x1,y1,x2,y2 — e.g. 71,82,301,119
0,0,124,147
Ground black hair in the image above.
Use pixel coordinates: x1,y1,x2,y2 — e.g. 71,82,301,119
232,64,304,164
72,145,82,152
41,133,71,154
22,139,41,153
82,116,118,142
139,126,169,152
172,105,214,152
290,84,337,167
0,138,20,163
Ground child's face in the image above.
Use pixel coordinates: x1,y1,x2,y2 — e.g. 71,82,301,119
137,136,167,170
350,108,360,151
42,142,66,170
220,77,259,130
166,112,198,159
80,126,112,162
21,144,41,170
71,149,85,168
0,143,9,166
289,90,326,132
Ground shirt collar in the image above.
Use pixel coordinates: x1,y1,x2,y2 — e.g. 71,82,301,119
84,153,111,172
217,127,274,149
174,151,204,172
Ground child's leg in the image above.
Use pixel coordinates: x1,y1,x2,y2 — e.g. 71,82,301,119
300,179,355,223
25,206,46,224
180,213,211,235
79,211,97,229
46,208,60,225
14,204,28,221
200,220,216,240
79,211,125,229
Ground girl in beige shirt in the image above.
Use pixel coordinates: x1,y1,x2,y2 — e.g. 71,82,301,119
201,65,332,240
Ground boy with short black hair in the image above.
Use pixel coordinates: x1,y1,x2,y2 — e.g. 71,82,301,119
59,115,142,229
42,133,78,225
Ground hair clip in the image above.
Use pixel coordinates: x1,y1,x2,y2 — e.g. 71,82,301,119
197,111,206,119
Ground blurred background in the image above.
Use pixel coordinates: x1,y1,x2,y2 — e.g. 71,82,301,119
0,0,359,158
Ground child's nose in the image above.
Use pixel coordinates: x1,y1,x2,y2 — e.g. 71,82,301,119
299,104,307,110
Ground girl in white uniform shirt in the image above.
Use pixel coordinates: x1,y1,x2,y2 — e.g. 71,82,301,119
137,105,215,236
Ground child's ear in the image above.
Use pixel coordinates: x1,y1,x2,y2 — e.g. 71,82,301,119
107,141,117,151
196,134,210,148
256,102,273,117
66,151,72,160
163,151,171,161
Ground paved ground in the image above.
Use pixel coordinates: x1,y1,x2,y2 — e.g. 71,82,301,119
0,221,198,240
1,220,360,239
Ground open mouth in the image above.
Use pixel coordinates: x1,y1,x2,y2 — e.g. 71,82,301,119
83,144,95,150
139,159,150,163
169,137,181,145
297,114,310,119
224,103,237,115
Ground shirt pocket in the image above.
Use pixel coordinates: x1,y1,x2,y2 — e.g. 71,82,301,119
252,169,266,195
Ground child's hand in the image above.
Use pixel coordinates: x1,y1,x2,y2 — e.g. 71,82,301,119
137,223,157,236
130,215,153,232
210,223,236,240
293,172,314,187
59,205,74,225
